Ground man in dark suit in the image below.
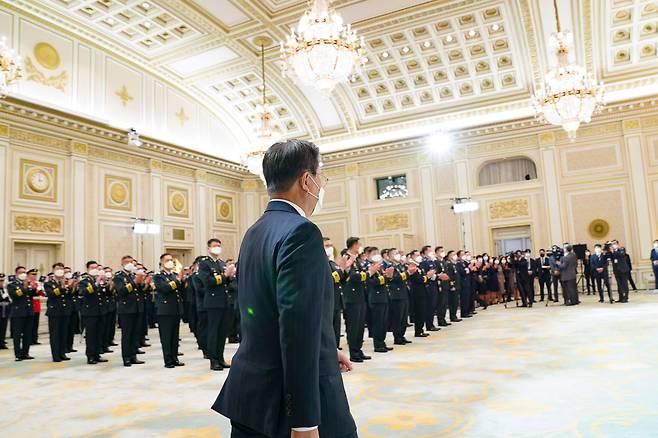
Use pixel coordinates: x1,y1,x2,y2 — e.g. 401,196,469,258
536,249,551,301
78,261,107,364
651,240,658,290
213,139,357,438
557,245,579,305
590,244,613,303
610,240,630,303
515,250,536,307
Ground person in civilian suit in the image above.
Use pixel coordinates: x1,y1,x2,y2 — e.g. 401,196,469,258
199,238,236,371
590,244,613,303
213,139,357,438
78,261,107,364
114,256,144,367
153,253,185,368
343,237,369,363
536,249,551,302
8,266,37,361
651,240,658,290
44,263,70,362
557,245,579,305
515,251,536,307
324,238,345,349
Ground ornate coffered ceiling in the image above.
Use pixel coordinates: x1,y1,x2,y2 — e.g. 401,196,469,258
3,0,658,160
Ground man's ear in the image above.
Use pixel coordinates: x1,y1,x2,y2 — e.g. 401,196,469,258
299,170,310,192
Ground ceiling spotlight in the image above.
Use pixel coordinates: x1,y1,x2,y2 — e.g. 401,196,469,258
492,23,500,31
468,29,476,37
363,56,369,63
141,2,151,9
382,51,389,58
445,35,453,43
423,41,431,48
402,46,410,53
143,21,152,28
127,128,142,147
106,18,115,25
427,131,452,155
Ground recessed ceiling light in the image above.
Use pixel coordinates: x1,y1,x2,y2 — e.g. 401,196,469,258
446,35,453,43
468,30,476,37
143,21,152,28
382,51,389,58
142,2,151,9
492,23,500,31
402,46,410,53
423,41,431,48
363,57,369,63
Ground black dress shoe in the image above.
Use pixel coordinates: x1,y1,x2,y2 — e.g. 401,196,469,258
174,361,185,366
87,359,98,365
415,333,429,338
599,299,604,303
462,315,472,318
136,349,145,354
394,341,406,345
438,322,449,327
210,360,223,371
361,354,372,360
385,346,393,351
219,361,231,368
60,356,71,361
451,318,462,322
15,357,23,361
69,349,78,353
350,356,364,363
130,358,145,364
103,348,113,353
164,363,175,368
374,348,389,353
109,342,118,347
53,358,62,363
33,341,42,345
0,344,8,349
140,343,151,348
123,360,132,367
403,339,413,344
23,355,34,360
428,327,440,332
96,357,108,363
177,352,184,356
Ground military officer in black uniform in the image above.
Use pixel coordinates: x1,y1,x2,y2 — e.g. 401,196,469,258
134,263,150,350
153,253,185,368
44,263,71,362
456,251,473,318
343,237,369,363
446,251,462,322
63,267,79,354
226,260,240,344
434,248,452,326
408,258,432,337
609,240,630,303
0,273,10,349
324,238,345,349
199,238,236,371
419,246,439,331
190,257,209,358
388,249,411,345
182,266,197,336
103,267,118,348
114,256,143,366
78,261,106,364
96,265,112,355
8,266,38,361
367,257,392,353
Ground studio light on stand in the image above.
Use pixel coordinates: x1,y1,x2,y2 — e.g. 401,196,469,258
452,197,479,248
132,218,160,263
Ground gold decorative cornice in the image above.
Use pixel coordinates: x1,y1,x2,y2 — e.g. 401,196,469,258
10,127,69,151
150,159,163,172
488,199,530,221
555,122,621,142
89,145,150,168
0,123,8,137
622,119,641,134
194,169,207,182
207,172,242,189
13,214,63,234
242,180,260,190
538,132,556,145
163,162,195,178
71,141,88,155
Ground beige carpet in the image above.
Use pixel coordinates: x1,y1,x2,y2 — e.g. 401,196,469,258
1,292,657,437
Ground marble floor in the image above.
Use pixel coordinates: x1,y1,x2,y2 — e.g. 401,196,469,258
1,292,657,438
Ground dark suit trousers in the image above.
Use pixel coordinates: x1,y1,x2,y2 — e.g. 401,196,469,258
412,289,426,335
344,302,365,356
370,302,388,349
196,310,208,353
459,285,470,317
438,288,449,324
158,315,179,365
11,315,33,358
119,313,138,359
333,308,341,348
83,315,101,359
107,311,116,345
32,312,40,343
0,314,8,346
448,290,459,320
654,265,658,289
594,276,613,301
230,421,275,438
562,279,578,304
207,307,228,361
549,276,560,302
389,299,408,342
186,302,197,334
48,315,66,360
518,279,532,306
425,286,438,329
615,273,629,302
538,276,550,300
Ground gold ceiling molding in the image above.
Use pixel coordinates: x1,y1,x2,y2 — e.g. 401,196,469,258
13,213,63,234
206,173,242,189
488,199,530,221
162,162,195,178
194,169,207,182
0,123,8,137
622,119,641,133
358,154,418,173
582,0,594,73
70,141,88,155
555,122,621,142
150,159,163,171
538,132,556,145
9,127,69,151
467,135,538,156
88,145,150,169
242,179,260,190
518,0,541,86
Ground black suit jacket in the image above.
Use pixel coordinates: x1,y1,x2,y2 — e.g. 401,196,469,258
114,271,138,315
153,271,183,316
213,201,356,438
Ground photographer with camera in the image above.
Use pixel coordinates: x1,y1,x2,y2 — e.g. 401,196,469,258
609,240,630,303
548,246,563,303
556,244,579,306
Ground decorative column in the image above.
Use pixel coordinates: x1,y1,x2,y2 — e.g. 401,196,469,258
149,159,163,268
538,133,564,244
241,179,262,234
454,159,474,250
0,124,8,271
345,163,360,237
419,164,436,244
194,169,208,255
622,119,652,261
69,141,89,271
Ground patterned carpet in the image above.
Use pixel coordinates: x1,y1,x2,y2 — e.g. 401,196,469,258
1,292,657,438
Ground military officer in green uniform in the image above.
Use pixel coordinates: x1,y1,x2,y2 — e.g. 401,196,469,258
8,266,38,361
387,249,412,345
114,256,143,367
44,263,71,362
342,237,370,363
153,253,185,368
199,238,236,371
367,257,393,353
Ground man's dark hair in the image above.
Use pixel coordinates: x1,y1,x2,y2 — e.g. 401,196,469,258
52,262,64,269
121,255,133,262
346,237,360,249
421,245,432,255
207,238,221,246
15,265,26,273
263,139,320,196
434,246,444,253
323,237,331,242
160,253,172,261
86,260,98,269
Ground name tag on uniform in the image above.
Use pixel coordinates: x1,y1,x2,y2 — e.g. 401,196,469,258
360,272,367,282
400,272,407,281
168,281,177,289
332,271,340,283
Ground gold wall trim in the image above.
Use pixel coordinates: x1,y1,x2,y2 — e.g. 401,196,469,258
206,172,241,189
13,213,63,234
89,145,150,169
0,123,8,137
488,199,530,221
162,162,195,178
10,127,69,151
375,213,410,232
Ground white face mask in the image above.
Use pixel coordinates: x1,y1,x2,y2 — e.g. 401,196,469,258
477,258,483,263
439,251,446,258
307,175,324,216
595,248,602,255
465,255,472,262
371,255,383,263
451,255,458,262
54,269,64,278
104,272,112,279
393,254,401,262
210,246,222,256
124,262,135,272
136,269,145,275
483,256,489,261
17,273,27,281
325,247,334,259
654,242,658,249
89,269,99,276
428,253,437,261
494,260,499,265
64,272,73,280
414,256,423,264
164,260,175,270
358,246,364,254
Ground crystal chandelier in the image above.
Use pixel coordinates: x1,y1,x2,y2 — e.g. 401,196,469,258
280,0,366,94
0,35,23,98
533,0,604,141
244,37,281,182
380,184,408,200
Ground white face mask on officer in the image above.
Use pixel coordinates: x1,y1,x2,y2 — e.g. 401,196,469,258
414,256,423,264
64,272,73,280
210,246,222,256
17,273,27,281
306,173,325,216
54,269,65,278
324,247,334,259
164,260,175,270
89,269,99,276
104,272,112,279
124,262,135,272
393,254,402,262
371,254,383,263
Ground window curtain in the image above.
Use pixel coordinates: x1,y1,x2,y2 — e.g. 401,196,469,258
478,158,537,186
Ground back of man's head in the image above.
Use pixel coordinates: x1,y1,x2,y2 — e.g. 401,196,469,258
263,139,320,196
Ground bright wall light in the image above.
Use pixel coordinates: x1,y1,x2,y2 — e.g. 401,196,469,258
132,220,160,234
427,131,452,155
453,201,479,213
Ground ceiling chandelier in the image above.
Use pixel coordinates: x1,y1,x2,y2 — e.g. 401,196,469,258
244,36,281,182
380,183,408,200
0,35,23,98
280,0,366,95
533,0,604,141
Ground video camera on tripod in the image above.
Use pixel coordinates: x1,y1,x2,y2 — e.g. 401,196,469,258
547,244,564,261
